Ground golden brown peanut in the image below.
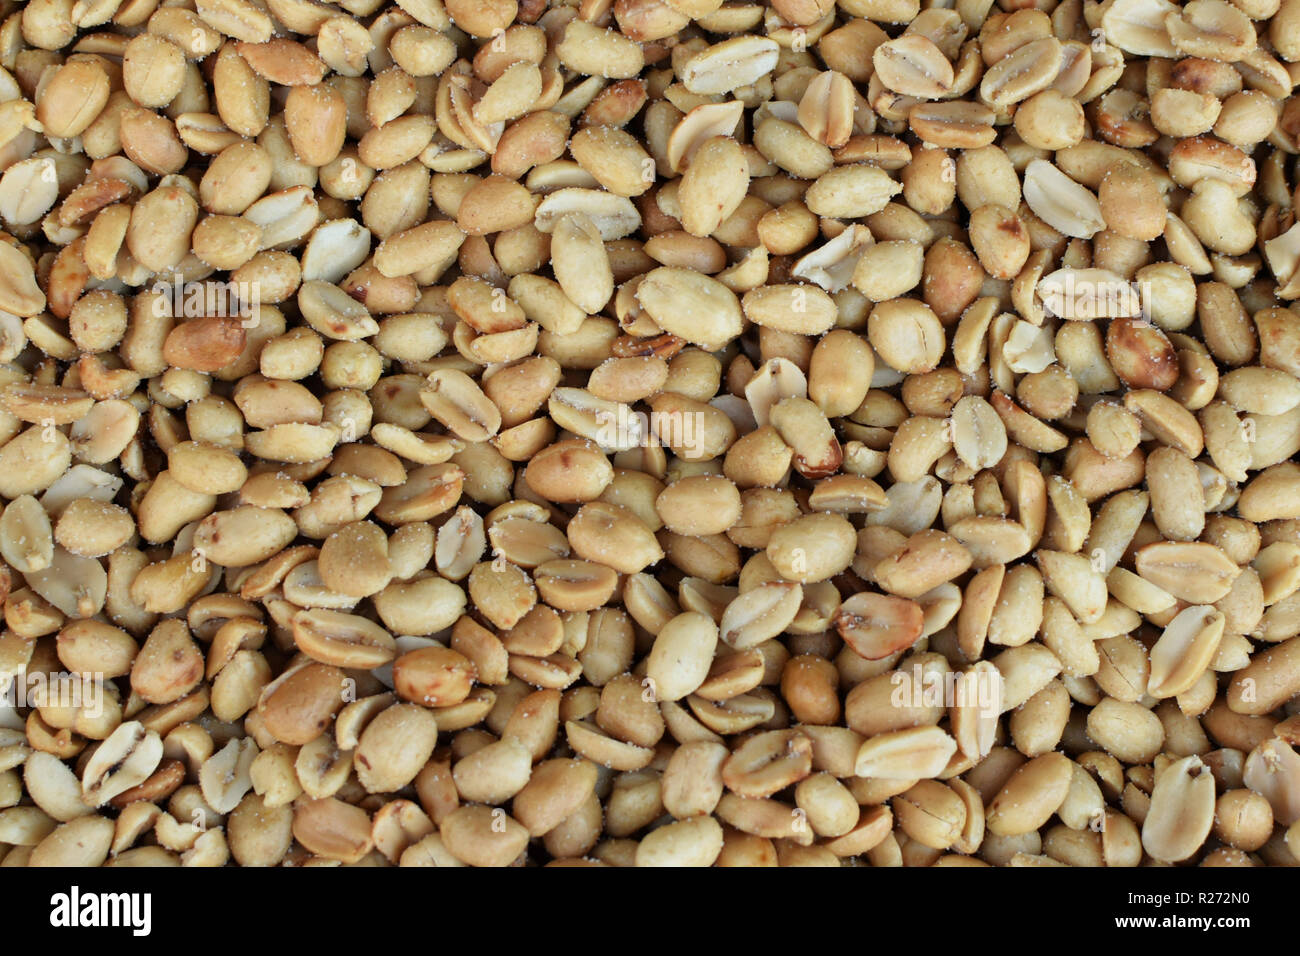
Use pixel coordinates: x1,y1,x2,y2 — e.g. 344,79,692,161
392,647,477,709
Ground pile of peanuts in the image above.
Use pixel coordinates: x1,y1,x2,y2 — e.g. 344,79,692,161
0,0,1298,868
